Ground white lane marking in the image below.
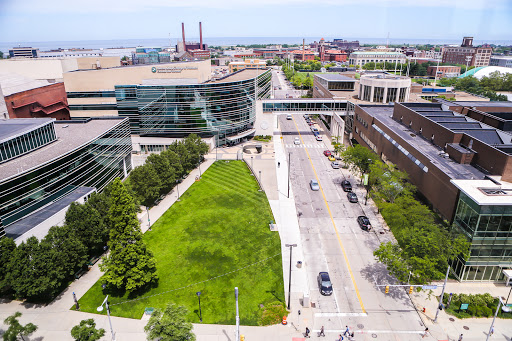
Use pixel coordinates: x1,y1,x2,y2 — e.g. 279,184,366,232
315,312,367,317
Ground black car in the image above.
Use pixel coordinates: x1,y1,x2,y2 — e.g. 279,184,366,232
317,272,333,296
347,192,358,203
341,180,352,192
357,216,372,231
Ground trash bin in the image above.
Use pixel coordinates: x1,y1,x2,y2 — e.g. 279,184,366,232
297,261,302,268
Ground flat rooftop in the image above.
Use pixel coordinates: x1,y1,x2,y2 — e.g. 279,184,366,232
315,74,356,82
0,118,54,143
0,73,51,96
359,105,486,180
0,118,126,183
211,69,270,83
453,101,512,107
451,178,512,206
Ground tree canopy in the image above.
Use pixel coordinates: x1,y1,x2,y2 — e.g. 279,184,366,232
3,312,37,341
144,303,196,341
71,319,105,341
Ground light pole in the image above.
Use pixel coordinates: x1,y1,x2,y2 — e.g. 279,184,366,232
251,156,254,170
285,243,297,310
97,294,115,341
198,156,202,179
196,291,202,322
235,287,240,341
287,152,291,198
465,55,472,74
364,158,372,206
434,265,450,323
506,284,512,305
486,296,511,341
176,179,180,201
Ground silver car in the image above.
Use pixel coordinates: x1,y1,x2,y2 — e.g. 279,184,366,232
310,179,320,191
331,161,340,169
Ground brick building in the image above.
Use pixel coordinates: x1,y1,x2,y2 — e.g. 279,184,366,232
322,50,348,62
427,65,461,78
442,37,492,67
189,49,211,59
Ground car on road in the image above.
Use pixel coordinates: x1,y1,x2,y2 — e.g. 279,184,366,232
331,161,340,169
311,127,319,133
328,155,335,161
310,179,320,191
323,150,331,156
315,135,323,141
286,114,292,120
347,192,358,203
303,114,309,119
357,216,372,231
294,137,300,145
317,272,333,296
341,180,352,192
308,121,314,126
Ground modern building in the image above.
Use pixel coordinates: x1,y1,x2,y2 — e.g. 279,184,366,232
490,56,512,68
0,73,70,120
313,74,356,98
427,65,461,78
9,47,39,58
132,47,171,65
348,52,406,67
353,101,512,281
358,74,411,103
0,117,132,239
458,66,512,80
442,37,492,67
228,59,267,73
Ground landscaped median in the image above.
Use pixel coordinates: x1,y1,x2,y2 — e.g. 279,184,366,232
75,161,285,325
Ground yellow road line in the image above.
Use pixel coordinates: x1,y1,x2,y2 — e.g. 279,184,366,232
291,116,366,313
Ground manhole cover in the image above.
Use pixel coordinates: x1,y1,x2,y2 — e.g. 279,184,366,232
463,326,469,330
357,324,364,329
449,318,455,322
372,334,378,338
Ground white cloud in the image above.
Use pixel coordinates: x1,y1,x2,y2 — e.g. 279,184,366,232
4,0,508,13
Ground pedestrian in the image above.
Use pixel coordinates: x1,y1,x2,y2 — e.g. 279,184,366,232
458,334,463,341
318,325,325,337
490,327,494,336
422,327,429,338
337,334,344,341
344,326,350,336
305,327,310,338
278,161,280,168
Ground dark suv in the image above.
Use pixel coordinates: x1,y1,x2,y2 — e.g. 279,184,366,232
357,216,372,231
317,272,333,296
341,180,352,192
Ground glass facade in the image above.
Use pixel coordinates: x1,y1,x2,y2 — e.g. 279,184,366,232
0,119,132,236
452,192,512,281
115,70,271,145
0,121,57,164
262,101,347,112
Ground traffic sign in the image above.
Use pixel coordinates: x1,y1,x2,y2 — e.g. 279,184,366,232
460,303,469,310
422,285,438,290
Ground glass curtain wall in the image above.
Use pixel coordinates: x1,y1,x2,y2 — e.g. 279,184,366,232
0,122,57,163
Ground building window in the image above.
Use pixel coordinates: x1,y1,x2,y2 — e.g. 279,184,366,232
373,87,384,103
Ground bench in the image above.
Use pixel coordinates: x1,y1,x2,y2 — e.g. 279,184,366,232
74,269,87,280
88,257,100,267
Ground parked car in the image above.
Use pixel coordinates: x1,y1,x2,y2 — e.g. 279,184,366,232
310,179,320,191
294,137,300,145
303,114,309,119
313,131,320,137
311,127,319,133
341,180,352,192
315,135,323,141
347,192,358,203
308,121,315,126
323,150,332,157
357,216,372,231
328,155,335,161
286,114,292,120
317,272,333,296
331,161,340,169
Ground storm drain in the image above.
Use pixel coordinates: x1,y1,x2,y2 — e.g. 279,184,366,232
357,324,364,329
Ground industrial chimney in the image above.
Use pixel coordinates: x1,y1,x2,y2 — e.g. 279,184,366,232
182,22,187,52
199,22,203,50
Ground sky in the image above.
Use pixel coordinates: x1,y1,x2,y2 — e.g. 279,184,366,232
0,0,511,43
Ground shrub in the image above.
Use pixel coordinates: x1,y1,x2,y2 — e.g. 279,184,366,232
258,302,288,326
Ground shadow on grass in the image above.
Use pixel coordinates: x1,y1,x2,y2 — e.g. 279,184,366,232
266,290,284,303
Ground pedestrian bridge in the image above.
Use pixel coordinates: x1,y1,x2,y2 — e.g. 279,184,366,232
262,99,352,116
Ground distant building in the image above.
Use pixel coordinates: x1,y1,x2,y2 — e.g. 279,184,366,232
229,59,267,73
0,73,70,120
176,41,208,53
132,47,171,65
427,65,461,78
323,50,348,62
174,51,193,61
459,66,512,80
313,74,356,98
9,47,39,58
348,52,407,67
490,56,512,68
331,39,360,51
442,37,492,67
290,50,315,61
189,49,211,59
358,74,411,103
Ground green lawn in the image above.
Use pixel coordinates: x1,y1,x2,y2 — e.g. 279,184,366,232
295,71,323,81
75,161,284,325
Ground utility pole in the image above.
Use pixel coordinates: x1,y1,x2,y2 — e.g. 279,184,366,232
434,265,450,323
285,244,297,310
235,287,240,341
287,152,291,198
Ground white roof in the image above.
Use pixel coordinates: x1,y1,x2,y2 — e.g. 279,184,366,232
451,178,512,206
0,72,51,96
464,66,512,80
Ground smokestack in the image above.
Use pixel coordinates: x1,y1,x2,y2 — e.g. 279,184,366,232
302,39,305,61
182,22,187,52
199,22,203,50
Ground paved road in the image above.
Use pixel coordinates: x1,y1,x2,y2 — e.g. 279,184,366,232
272,70,304,99
280,114,428,340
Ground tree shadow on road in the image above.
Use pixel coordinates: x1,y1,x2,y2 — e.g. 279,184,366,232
360,262,413,305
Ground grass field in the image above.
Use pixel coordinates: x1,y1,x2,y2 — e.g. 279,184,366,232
75,161,284,325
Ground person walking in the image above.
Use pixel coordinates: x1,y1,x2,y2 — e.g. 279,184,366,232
337,334,344,341
422,327,429,338
458,334,463,341
490,327,494,336
318,326,325,337
278,161,280,168
344,326,350,337
304,327,310,338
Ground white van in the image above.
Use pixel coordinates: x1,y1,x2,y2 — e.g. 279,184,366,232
286,114,292,120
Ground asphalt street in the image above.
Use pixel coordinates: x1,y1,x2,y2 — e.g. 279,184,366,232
280,114,429,340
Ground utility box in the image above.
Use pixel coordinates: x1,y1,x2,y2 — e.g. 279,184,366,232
302,292,310,307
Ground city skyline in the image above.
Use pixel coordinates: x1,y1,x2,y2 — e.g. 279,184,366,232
1,0,511,43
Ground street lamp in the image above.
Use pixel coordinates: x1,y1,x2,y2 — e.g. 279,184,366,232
176,179,180,201
285,243,297,310
287,152,291,198
198,156,202,179
146,206,151,230
97,293,115,341
235,287,240,341
364,158,372,206
196,291,202,322
486,296,511,341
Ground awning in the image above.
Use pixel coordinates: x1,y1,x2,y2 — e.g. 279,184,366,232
226,128,256,141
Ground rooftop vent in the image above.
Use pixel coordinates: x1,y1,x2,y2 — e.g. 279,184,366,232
480,188,511,196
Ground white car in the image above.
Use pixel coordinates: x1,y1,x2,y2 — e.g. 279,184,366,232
316,135,323,141
294,137,300,145
331,161,340,169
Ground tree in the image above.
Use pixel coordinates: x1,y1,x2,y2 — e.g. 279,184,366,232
144,303,196,341
128,164,162,206
146,153,177,193
71,319,105,341
341,145,378,179
66,202,108,256
100,178,158,292
3,312,37,341
0,237,16,295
